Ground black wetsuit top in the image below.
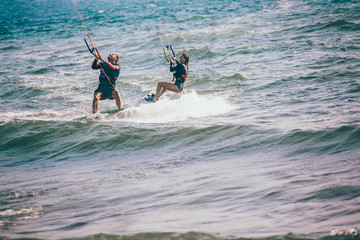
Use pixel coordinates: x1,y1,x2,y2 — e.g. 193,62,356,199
170,61,188,91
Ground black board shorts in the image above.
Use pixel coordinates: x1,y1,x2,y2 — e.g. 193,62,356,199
95,86,115,100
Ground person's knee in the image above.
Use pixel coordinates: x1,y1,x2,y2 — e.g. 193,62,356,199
112,90,120,98
94,92,101,101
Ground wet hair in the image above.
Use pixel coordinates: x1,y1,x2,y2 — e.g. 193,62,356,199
182,53,189,69
108,53,119,63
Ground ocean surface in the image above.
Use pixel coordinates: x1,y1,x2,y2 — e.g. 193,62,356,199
1,0,360,239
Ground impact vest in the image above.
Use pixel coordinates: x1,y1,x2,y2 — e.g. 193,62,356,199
99,62,120,88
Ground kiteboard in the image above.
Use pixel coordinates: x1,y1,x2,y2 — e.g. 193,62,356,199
100,108,126,114
144,93,155,103
99,93,154,115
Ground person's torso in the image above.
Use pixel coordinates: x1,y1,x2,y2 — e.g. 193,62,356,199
174,63,188,83
99,62,120,87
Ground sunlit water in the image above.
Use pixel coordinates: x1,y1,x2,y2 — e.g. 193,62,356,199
1,0,359,239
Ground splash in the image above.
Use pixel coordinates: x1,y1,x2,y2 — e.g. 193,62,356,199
116,91,236,123
0,92,236,124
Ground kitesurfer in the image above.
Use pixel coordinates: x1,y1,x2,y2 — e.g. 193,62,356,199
153,53,189,102
92,53,122,113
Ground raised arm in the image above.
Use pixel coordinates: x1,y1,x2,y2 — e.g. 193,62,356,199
169,57,179,72
100,56,121,70
92,57,100,69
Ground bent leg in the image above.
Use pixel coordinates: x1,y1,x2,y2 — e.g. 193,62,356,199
93,92,102,113
153,82,180,102
112,90,122,109
154,82,163,101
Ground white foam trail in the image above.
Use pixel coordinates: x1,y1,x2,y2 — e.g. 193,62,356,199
0,91,236,124
117,90,236,123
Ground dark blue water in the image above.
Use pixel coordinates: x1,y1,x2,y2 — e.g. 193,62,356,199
1,0,360,239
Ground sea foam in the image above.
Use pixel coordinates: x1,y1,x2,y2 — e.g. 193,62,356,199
118,90,236,124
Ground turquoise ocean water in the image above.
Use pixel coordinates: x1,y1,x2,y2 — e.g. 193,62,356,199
1,0,360,239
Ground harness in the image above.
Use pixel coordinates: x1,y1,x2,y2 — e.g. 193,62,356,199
99,62,120,87
171,61,188,83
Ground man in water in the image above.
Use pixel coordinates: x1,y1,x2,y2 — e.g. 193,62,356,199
92,53,122,113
